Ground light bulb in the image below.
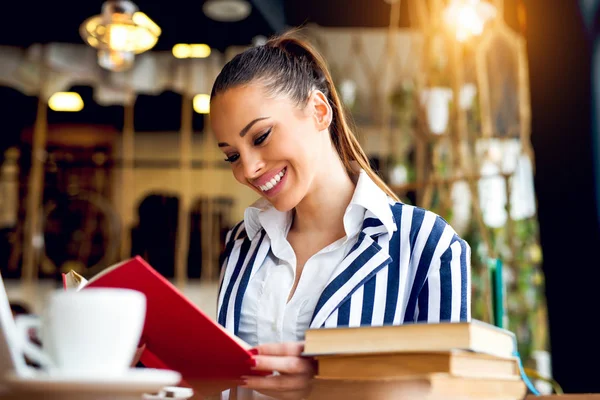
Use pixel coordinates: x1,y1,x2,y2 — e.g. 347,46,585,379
193,94,211,114
48,92,84,112
107,24,133,51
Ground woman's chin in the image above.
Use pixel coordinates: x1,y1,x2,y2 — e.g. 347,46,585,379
266,194,299,213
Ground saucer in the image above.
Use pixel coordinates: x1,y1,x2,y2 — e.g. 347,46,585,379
142,386,194,400
4,368,181,394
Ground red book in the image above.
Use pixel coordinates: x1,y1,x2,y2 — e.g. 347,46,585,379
62,256,259,380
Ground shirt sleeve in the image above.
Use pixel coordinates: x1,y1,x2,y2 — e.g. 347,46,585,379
415,234,471,323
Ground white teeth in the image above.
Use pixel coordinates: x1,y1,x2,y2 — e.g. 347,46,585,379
259,168,286,192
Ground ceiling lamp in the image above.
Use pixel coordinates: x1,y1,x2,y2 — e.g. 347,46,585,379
80,0,161,72
203,0,252,22
48,92,84,112
193,94,211,114
172,44,212,59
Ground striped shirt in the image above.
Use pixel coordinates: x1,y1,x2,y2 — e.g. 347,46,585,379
217,171,471,341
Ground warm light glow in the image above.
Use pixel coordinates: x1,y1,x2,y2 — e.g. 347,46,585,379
86,36,99,47
191,44,211,58
79,2,161,72
173,44,191,58
48,92,84,112
98,49,135,72
443,0,496,42
104,23,158,53
132,12,161,37
81,15,159,54
193,94,211,114
107,24,131,51
172,44,211,59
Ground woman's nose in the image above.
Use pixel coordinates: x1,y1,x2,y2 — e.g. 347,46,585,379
242,153,266,180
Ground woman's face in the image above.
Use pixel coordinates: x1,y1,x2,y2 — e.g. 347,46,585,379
211,83,331,211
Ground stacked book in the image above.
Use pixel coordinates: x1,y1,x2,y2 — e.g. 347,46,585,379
303,320,528,400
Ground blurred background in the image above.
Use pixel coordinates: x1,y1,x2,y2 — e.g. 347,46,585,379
0,0,598,394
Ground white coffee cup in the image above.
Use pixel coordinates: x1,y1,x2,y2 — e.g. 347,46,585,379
15,288,146,377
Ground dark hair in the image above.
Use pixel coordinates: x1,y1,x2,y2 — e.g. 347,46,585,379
211,30,400,201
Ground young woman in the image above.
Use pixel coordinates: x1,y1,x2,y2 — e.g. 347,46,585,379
210,31,471,397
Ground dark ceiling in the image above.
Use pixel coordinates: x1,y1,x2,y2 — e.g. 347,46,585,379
0,0,520,150
0,0,414,50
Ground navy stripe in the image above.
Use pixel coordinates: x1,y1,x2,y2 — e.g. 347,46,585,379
218,222,243,297
220,222,243,269
360,276,376,325
234,231,266,335
316,259,390,327
217,236,252,327
439,243,453,321
311,232,372,320
417,282,429,322
409,208,426,253
404,216,445,323
337,300,351,327
312,233,379,319
362,217,384,230
384,204,402,324
459,238,469,320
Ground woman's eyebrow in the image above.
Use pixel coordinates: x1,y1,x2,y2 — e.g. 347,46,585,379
218,116,270,147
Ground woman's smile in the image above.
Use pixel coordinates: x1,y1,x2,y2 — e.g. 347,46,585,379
254,167,288,197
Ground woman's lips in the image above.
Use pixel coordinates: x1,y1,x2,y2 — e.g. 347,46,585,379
258,167,287,197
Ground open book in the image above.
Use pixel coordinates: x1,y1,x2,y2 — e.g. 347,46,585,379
62,270,87,291
62,256,260,380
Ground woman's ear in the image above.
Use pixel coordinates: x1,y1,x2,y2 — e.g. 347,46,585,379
309,90,332,131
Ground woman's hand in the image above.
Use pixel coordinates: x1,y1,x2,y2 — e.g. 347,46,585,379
241,342,316,400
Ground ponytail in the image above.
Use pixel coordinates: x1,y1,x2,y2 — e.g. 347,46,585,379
212,30,400,202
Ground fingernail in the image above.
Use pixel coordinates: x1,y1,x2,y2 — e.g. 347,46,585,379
246,358,257,368
249,348,259,355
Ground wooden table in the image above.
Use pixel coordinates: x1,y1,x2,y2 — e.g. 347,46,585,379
528,397,600,400
4,381,600,400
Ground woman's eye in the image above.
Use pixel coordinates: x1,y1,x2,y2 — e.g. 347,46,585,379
224,154,240,163
254,128,271,145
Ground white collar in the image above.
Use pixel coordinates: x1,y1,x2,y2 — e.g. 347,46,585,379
244,170,396,241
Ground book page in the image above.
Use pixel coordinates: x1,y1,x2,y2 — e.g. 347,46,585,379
86,259,129,285
63,270,88,291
